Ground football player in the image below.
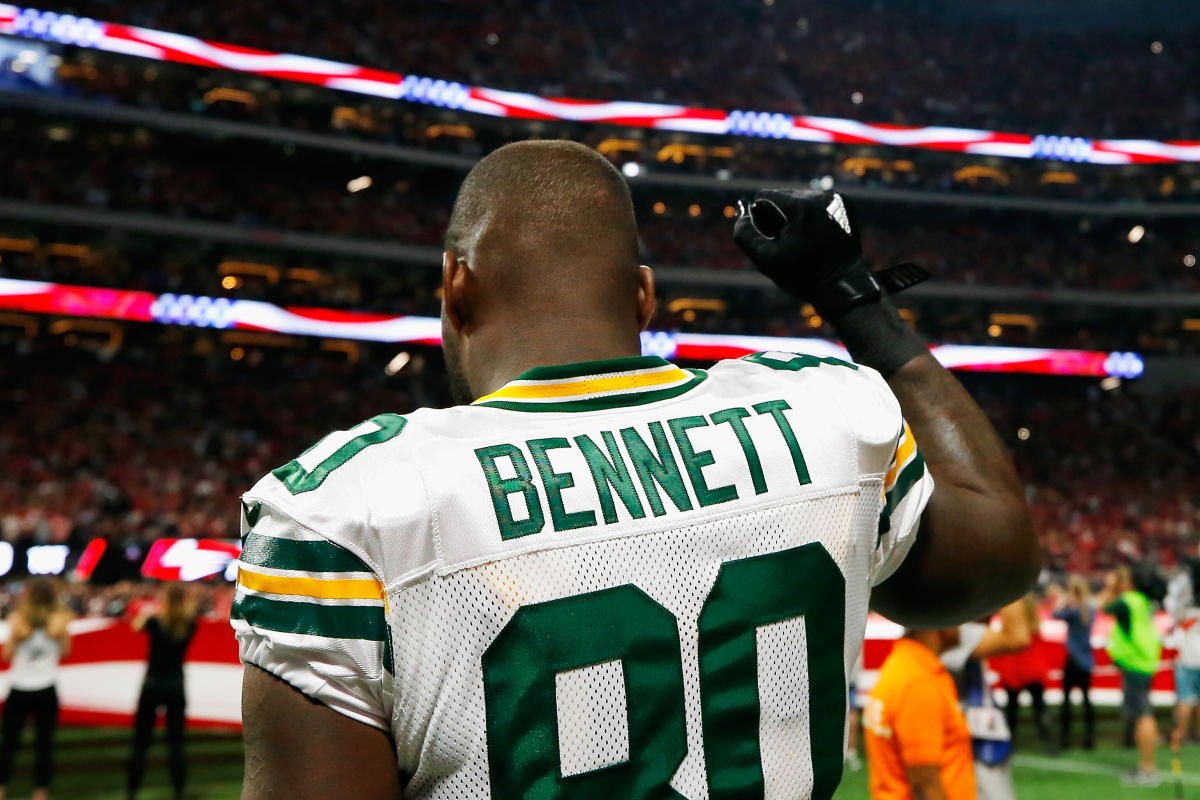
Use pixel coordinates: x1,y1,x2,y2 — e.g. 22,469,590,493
234,140,1037,799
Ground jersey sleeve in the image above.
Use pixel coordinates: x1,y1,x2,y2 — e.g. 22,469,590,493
872,418,935,586
231,498,393,730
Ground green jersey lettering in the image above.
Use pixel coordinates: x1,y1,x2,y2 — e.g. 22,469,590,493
528,437,597,532
475,444,545,540
709,407,768,496
668,415,738,508
575,431,647,524
620,422,694,517
753,399,812,486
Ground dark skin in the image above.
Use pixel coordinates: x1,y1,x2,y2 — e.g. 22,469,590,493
869,350,1039,627
241,666,401,800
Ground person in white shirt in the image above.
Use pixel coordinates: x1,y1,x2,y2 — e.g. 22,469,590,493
0,579,72,800
1167,563,1200,749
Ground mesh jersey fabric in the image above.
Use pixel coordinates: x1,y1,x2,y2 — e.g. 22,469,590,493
231,352,934,799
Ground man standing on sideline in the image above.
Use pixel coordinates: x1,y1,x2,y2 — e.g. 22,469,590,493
1100,565,1163,787
865,629,975,800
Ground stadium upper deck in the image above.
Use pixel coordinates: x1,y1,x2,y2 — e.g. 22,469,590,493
31,0,1200,139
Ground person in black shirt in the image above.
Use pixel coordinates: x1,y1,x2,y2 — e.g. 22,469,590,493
126,583,198,800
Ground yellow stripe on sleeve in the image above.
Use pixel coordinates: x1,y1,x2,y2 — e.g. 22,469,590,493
884,423,917,491
237,566,383,601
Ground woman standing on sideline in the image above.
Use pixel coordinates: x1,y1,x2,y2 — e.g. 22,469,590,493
1053,575,1096,749
126,583,198,800
0,579,72,800
991,593,1055,750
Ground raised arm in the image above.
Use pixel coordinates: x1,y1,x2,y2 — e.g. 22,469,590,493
241,666,401,800
868,347,1037,625
970,598,1033,660
734,188,1039,627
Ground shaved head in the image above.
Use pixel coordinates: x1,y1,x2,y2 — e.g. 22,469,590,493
440,140,655,403
446,139,639,300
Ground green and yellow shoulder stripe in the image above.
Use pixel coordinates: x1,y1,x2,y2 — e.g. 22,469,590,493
879,421,929,533
231,499,393,676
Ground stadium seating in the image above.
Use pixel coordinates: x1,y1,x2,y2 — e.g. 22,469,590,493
1,339,1195,581
48,0,1200,137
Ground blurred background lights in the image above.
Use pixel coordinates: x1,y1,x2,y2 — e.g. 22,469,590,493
385,351,412,376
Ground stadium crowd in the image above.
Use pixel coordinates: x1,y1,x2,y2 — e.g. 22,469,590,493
34,56,1196,206
1,225,1193,355
2,136,1197,296
42,0,1200,139
0,341,1195,582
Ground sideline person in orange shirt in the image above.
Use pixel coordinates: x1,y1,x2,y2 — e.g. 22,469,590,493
865,628,976,800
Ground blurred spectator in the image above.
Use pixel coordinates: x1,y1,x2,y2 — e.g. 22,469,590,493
0,578,72,800
989,595,1054,752
1099,565,1163,786
127,582,199,800
1051,575,1096,750
940,598,1033,800
1167,556,1200,750
865,627,976,800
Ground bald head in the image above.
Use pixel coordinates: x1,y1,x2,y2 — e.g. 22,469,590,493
445,140,640,308
439,140,656,403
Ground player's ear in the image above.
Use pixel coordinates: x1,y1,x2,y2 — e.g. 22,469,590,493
442,251,472,333
636,265,657,331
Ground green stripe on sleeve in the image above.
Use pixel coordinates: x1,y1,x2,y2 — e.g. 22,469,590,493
240,531,370,574
231,593,385,641
884,451,927,517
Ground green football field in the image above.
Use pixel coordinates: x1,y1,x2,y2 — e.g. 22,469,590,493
8,708,1200,798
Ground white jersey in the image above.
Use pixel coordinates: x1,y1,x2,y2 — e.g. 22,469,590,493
232,352,933,799
10,628,61,691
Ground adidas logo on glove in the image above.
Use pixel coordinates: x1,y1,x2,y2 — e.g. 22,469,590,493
826,194,851,235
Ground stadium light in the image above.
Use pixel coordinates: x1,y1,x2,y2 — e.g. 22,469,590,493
1100,376,1122,391
385,351,412,376
1185,254,1196,268
1017,428,1031,441
1127,225,1146,243
347,175,373,193
621,161,642,178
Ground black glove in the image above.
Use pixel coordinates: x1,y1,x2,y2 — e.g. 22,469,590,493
733,188,927,319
